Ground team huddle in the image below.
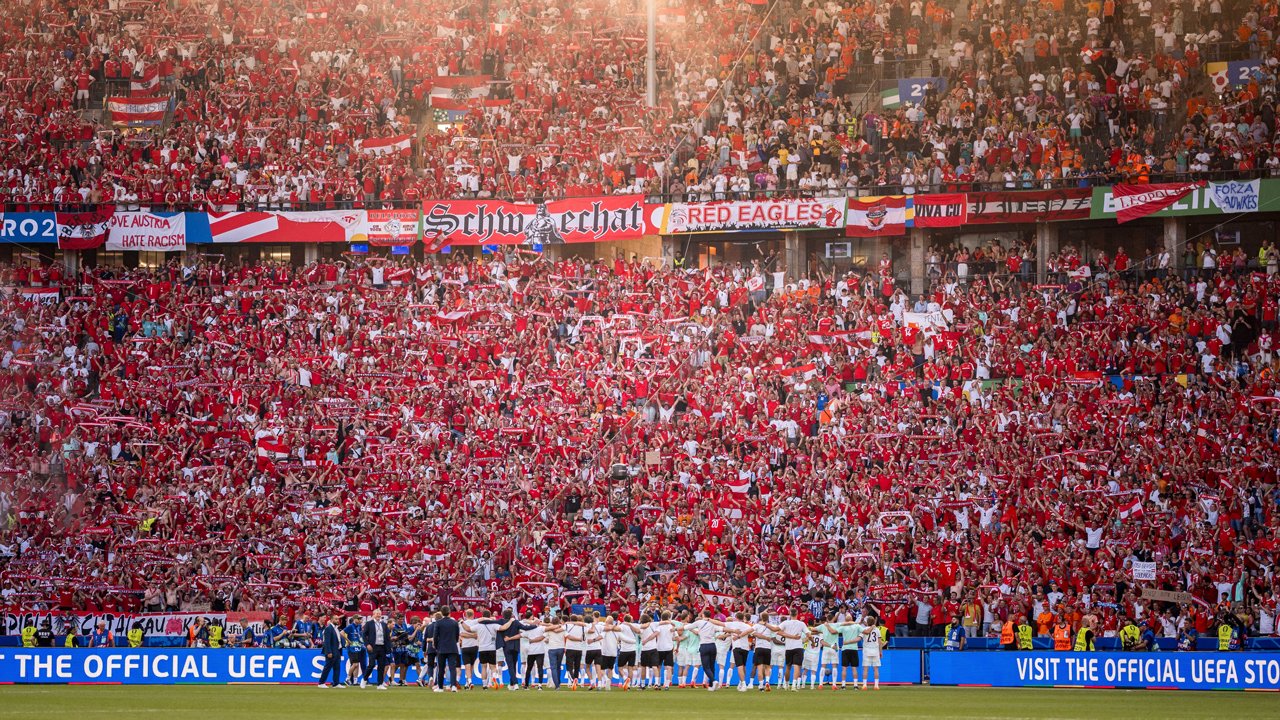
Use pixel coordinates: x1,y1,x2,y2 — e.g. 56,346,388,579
335,606,889,692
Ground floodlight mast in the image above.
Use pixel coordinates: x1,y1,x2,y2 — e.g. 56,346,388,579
646,0,657,108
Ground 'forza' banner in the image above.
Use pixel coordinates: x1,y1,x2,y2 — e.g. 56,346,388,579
653,198,846,234
421,196,649,245
2,611,222,638
967,189,1092,224
910,193,968,227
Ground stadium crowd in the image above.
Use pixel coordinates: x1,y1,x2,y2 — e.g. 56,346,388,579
0,239,1277,649
7,0,1280,210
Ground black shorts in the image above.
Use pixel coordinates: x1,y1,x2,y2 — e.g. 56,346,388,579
733,648,750,667
461,647,478,665
841,649,859,667
641,649,659,667
585,650,601,665
347,648,366,664
754,648,771,666
392,649,411,665
785,648,804,666
658,649,674,667
479,650,497,665
598,654,616,669
617,651,636,668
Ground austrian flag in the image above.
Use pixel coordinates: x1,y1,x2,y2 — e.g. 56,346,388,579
779,363,818,382
1117,498,1144,521
356,135,413,157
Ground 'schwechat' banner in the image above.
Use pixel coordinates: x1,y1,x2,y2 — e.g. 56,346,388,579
929,651,1280,690
421,196,649,245
1090,179,1279,220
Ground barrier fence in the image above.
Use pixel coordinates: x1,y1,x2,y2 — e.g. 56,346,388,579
2,648,1278,689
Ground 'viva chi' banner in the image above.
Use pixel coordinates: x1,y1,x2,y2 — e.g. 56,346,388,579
420,196,649,245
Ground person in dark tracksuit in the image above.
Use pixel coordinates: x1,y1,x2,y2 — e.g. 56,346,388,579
497,609,535,689
319,616,343,688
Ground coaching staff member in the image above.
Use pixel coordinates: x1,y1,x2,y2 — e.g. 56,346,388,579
319,615,343,688
362,609,390,689
433,607,462,692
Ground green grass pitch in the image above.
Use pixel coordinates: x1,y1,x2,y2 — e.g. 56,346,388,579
0,685,1276,719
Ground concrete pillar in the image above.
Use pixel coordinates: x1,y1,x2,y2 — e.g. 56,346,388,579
661,236,681,269
784,230,806,282
62,249,80,277
1163,217,1185,271
1035,222,1060,284
909,228,927,296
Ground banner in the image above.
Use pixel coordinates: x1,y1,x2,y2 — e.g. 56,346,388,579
355,135,412,157
846,196,908,237
2,611,221,638
897,77,947,105
1208,179,1260,213
0,647,923,685
903,310,949,336
421,196,648,245
365,209,421,246
0,212,58,243
911,193,968,227
1131,560,1157,581
209,210,366,243
653,198,845,234
17,287,61,304
967,189,1092,224
55,207,115,250
107,212,187,252
1142,588,1194,604
929,651,1280,690
106,96,170,126
1094,183,1204,223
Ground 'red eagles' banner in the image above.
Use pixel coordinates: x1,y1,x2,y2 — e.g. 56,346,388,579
421,196,649,246
910,193,968,227
967,188,1092,224
846,196,908,237
652,198,845,234
1111,182,1204,224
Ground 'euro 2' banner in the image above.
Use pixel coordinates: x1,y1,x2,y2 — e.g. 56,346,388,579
420,196,649,245
929,651,1280,690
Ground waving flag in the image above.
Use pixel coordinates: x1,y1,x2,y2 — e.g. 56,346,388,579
1117,498,1144,521
779,363,818,382
130,66,159,97
1111,182,1204,224
428,75,492,101
107,96,169,126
